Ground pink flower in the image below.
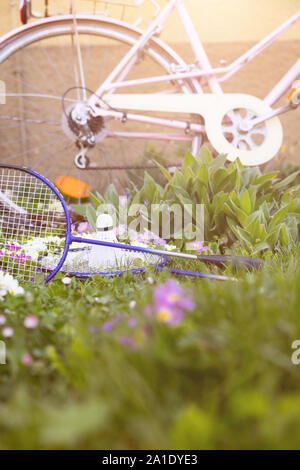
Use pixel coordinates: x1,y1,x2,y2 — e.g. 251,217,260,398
143,305,152,316
2,326,14,338
191,241,213,254
24,315,39,329
21,353,32,365
0,315,6,325
77,222,92,234
153,280,195,325
119,335,136,350
102,321,114,332
154,279,195,312
128,317,137,328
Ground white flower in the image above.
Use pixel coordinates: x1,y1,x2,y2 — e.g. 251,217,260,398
24,315,39,329
164,244,177,251
129,300,136,309
48,200,63,212
62,277,72,285
0,272,24,297
2,326,13,338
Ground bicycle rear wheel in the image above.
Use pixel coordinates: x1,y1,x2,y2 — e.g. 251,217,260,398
0,15,201,198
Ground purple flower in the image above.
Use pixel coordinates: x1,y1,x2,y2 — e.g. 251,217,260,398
128,317,137,328
113,314,124,324
143,305,152,316
102,321,114,332
5,243,21,251
89,325,99,333
77,221,92,234
156,306,184,325
153,280,195,325
119,335,136,350
191,241,213,254
154,280,194,311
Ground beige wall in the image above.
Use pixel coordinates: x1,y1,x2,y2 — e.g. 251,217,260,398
1,0,300,42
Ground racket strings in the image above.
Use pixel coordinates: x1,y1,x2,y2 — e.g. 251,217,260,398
0,168,67,281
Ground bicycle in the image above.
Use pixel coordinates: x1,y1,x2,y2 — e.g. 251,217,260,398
1,0,299,197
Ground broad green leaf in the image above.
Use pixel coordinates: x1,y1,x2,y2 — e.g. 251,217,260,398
208,153,227,175
239,190,252,215
183,151,196,170
279,223,289,247
197,165,209,185
105,184,120,209
198,145,213,165
211,168,229,193
143,172,162,203
71,204,90,217
86,205,97,231
254,171,278,185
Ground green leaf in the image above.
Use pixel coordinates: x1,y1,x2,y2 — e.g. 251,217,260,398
143,172,162,203
211,168,229,193
183,151,196,170
86,205,97,231
273,170,300,190
268,200,300,231
89,192,104,207
279,223,290,247
197,165,209,185
198,145,213,165
254,171,278,185
105,184,120,209
156,161,173,181
208,153,227,176
227,197,248,227
71,204,89,217
172,169,187,190
239,190,252,215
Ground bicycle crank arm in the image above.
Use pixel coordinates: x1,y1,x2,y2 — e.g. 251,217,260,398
240,103,297,130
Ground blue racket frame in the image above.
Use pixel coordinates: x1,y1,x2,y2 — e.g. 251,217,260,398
1,165,171,282
1,165,248,282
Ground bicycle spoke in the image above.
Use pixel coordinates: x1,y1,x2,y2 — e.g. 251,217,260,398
0,17,196,198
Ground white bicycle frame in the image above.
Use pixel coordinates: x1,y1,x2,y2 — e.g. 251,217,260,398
84,0,300,131
15,0,300,159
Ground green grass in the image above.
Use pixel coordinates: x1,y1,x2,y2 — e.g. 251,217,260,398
1,245,300,449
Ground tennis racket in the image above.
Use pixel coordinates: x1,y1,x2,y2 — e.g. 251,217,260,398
0,165,263,283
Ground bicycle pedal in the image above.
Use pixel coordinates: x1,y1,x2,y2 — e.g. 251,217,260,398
288,80,300,108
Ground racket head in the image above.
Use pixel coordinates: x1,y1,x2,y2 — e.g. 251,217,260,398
0,165,71,283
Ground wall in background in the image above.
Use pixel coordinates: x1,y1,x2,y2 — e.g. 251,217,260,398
1,0,300,42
